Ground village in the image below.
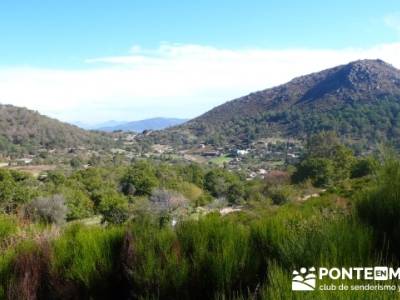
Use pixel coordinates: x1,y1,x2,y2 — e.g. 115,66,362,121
0,130,304,179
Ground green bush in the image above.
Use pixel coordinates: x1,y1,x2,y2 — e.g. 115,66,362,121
52,224,123,295
269,185,293,205
0,214,17,244
356,153,400,255
62,188,94,220
292,157,335,187
351,157,376,178
98,191,129,224
121,162,158,196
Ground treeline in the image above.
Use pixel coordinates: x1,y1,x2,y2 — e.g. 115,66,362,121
0,132,378,226
0,160,270,225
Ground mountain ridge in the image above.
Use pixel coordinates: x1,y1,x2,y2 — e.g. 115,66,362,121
149,59,400,148
98,117,188,132
0,104,111,155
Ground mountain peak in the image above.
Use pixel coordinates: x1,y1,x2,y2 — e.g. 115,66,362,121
296,59,400,103
344,59,400,81
159,59,400,147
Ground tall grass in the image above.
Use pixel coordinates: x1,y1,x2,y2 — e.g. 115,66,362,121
356,153,400,258
0,192,392,299
51,223,124,298
0,214,17,246
177,214,255,299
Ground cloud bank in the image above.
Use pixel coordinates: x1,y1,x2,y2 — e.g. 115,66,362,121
1,42,400,123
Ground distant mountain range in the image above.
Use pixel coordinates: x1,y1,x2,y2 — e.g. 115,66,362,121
149,59,400,148
75,117,188,132
74,120,128,130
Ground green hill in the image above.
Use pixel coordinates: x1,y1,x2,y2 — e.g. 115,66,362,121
150,59,400,148
0,104,111,155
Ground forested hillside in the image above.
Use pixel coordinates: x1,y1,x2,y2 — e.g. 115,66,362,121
0,104,111,155
149,59,400,148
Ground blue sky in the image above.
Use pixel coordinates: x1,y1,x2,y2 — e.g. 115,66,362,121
0,1,400,123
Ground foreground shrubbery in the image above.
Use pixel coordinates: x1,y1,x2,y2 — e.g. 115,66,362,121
3,148,400,298
356,152,400,257
0,196,390,299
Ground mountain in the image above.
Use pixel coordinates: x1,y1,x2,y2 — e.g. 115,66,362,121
98,117,188,132
73,120,128,130
0,104,111,155
150,59,400,148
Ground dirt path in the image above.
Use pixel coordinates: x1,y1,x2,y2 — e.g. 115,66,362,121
298,189,326,202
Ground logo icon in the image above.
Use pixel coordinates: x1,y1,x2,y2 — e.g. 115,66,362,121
292,267,316,291
374,267,388,280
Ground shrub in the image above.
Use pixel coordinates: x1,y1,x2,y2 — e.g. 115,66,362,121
226,182,245,204
121,162,158,196
269,185,293,205
98,192,129,224
292,157,335,187
264,170,291,186
51,224,124,297
24,195,68,225
149,189,188,226
150,189,188,214
356,153,400,255
62,188,94,220
178,182,203,203
351,157,376,178
204,169,231,197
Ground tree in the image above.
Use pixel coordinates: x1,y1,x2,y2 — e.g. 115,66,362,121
351,157,376,178
226,183,245,204
293,132,355,186
98,191,129,224
180,164,205,187
292,157,335,187
149,189,188,226
121,162,158,196
62,188,94,220
204,169,230,198
0,169,36,213
70,157,82,169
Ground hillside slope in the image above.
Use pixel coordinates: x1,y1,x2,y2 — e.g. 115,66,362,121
150,59,400,148
0,104,110,155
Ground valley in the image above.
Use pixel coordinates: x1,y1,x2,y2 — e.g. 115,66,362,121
1,60,400,299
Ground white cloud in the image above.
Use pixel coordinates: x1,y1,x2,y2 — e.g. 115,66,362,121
1,42,400,123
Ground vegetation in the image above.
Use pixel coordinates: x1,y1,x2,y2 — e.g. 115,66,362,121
146,60,400,149
2,119,400,299
0,104,112,156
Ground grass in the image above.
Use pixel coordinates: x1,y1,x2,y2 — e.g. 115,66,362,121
209,155,232,166
0,214,17,245
0,200,386,299
51,223,124,296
